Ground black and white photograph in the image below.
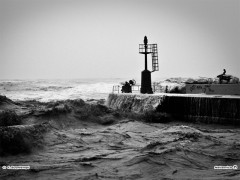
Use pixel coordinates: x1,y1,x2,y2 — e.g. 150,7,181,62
0,0,240,179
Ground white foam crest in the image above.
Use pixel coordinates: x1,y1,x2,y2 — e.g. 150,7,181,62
1,81,116,102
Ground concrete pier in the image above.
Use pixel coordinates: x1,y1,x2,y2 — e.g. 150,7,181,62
185,84,240,95
107,93,240,125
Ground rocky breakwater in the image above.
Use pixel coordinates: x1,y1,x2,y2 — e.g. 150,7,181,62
107,93,240,125
154,76,240,94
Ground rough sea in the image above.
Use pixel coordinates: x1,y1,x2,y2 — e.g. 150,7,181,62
1,78,240,179
0,78,129,102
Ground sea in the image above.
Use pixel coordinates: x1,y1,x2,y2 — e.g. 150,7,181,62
0,78,131,102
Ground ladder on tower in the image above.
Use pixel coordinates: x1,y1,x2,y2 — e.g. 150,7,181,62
151,44,159,72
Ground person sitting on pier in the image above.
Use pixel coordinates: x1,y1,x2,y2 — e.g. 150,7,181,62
222,69,226,75
217,69,231,84
121,81,130,93
121,79,135,93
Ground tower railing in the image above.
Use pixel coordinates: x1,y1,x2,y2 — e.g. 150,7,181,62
139,44,153,53
112,84,166,93
151,44,159,72
139,43,159,72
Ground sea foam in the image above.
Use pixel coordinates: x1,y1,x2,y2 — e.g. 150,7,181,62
0,79,120,102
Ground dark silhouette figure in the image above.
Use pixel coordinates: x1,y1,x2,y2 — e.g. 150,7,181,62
217,69,231,84
223,69,226,75
121,79,136,93
129,79,136,86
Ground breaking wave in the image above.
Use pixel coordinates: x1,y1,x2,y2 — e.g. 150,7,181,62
0,79,119,102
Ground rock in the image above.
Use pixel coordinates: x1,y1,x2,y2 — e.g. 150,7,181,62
185,78,196,84
168,84,186,94
229,76,239,84
215,74,239,84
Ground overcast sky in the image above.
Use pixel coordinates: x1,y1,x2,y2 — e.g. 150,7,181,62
0,0,239,80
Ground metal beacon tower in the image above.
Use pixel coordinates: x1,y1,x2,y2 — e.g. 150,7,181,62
139,36,159,94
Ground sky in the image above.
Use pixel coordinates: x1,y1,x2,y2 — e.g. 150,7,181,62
0,0,239,80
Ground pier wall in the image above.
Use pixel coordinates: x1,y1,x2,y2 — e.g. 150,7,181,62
106,93,240,125
185,84,240,95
